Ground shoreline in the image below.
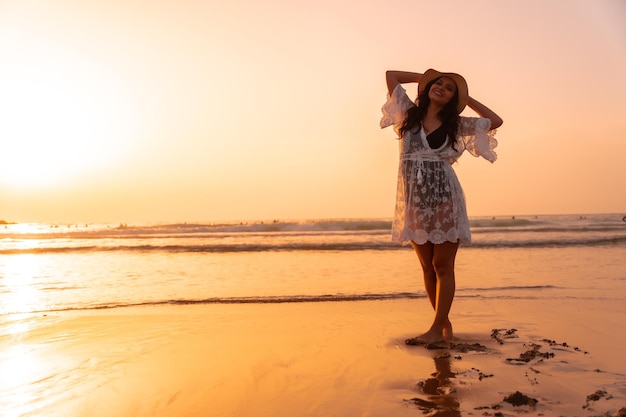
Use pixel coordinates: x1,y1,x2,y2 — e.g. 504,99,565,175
2,298,625,416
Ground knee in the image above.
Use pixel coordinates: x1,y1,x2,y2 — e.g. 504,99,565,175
432,260,455,279
420,260,436,274
422,268,436,283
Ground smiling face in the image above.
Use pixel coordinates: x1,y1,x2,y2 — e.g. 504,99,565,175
427,76,458,107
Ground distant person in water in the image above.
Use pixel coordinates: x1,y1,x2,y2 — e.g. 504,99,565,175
380,69,503,343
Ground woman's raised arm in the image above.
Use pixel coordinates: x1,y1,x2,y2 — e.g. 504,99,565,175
385,70,423,95
467,96,503,129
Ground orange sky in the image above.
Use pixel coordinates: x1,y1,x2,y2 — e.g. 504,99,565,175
1,0,625,223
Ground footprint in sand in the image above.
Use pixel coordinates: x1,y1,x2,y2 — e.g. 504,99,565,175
403,328,626,416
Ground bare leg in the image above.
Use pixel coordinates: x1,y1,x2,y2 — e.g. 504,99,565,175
411,240,459,343
411,241,436,309
412,241,452,339
432,241,458,341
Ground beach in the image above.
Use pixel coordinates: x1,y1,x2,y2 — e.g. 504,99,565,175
1,214,626,416
2,297,626,417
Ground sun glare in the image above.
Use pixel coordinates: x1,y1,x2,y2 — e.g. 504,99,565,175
0,29,138,189
0,344,48,417
0,254,43,315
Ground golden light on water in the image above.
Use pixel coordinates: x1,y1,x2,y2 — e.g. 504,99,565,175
1,254,52,416
0,255,43,315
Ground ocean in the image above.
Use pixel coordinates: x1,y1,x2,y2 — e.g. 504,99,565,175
1,213,625,316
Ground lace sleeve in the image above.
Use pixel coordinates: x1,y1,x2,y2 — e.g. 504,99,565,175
457,117,498,163
380,84,414,137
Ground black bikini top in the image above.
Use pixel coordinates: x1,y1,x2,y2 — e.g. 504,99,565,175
425,124,447,150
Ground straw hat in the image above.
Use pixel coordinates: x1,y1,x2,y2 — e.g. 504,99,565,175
418,69,469,114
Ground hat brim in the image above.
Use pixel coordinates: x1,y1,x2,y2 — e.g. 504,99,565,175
418,69,469,114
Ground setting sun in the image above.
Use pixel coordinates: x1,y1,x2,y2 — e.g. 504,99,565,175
0,28,137,189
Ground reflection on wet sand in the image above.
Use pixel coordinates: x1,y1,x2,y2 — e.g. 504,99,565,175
407,351,461,416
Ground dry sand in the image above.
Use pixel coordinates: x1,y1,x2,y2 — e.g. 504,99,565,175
1,297,625,416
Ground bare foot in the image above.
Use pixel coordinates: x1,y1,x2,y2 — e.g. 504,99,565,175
408,320,454,345
410,328,446,344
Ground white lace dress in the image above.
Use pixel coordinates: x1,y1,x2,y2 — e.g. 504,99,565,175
380,84,498,245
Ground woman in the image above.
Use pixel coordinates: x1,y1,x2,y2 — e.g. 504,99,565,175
380,69,503,343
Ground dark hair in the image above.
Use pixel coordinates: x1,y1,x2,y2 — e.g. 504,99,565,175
399,77,460,150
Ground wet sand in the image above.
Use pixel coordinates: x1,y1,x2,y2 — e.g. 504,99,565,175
1,297,625,416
